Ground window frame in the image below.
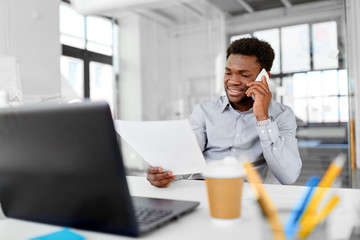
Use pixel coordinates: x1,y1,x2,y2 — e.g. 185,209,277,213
60,0,115,99
62,45,113,98
228,18,347,126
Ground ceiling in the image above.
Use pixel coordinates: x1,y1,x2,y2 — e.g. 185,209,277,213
123,0,332,27
207,0,329,17
78,0,334,27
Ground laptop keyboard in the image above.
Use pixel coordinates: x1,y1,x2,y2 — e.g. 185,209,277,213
134,206,173,226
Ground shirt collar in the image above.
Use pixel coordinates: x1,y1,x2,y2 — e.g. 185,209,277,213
221,96,254,114
221,96,230,113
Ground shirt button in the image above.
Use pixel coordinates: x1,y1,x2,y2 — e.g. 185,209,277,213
273,147,276,150
268,129,272,133
236,134,240,137
261,130,265,134
232,149,236,152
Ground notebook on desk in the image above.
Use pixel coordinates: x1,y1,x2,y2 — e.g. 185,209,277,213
0,101,199,237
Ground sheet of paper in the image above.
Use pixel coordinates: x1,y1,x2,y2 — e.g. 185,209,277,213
114,119,206,175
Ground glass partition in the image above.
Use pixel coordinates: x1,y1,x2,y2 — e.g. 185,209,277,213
68,0,351,187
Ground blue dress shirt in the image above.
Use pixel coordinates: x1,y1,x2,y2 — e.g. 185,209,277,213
190,95,302,185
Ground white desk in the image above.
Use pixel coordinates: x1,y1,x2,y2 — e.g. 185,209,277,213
0,176,359,239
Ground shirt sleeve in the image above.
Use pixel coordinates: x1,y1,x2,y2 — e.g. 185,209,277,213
256,107,302,185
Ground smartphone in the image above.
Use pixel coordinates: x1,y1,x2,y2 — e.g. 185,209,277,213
252,68,269,100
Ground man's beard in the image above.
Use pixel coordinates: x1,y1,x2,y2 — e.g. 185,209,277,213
237,95,253,104
226,91,253,105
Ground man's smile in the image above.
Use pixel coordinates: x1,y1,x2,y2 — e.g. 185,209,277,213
227,85,246,94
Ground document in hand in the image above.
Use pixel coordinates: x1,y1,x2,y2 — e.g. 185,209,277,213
114,119,206,175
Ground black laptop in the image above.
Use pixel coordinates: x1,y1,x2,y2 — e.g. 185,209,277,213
0,101,199,237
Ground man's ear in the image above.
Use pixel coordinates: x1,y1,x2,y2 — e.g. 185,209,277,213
267,71,271,78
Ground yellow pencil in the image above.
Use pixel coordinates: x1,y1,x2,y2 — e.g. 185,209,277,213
299,195,340,239
243,162,286,240
299,154,345,226
318,154,346,188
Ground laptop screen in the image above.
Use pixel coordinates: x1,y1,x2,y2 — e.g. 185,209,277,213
0,102,139,236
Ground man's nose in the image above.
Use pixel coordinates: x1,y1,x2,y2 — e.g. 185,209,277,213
228,75,244,85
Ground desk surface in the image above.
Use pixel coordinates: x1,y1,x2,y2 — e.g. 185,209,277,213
0,176,359,240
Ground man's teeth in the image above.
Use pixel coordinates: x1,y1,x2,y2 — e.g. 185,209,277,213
229,89,241,93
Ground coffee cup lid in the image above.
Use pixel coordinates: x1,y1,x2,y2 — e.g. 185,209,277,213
202,156,244,179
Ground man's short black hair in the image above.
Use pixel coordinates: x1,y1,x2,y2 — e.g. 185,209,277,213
226,37,275,71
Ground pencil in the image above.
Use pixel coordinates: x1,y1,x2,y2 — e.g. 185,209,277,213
284,176,320,239
299,154,345,225
299,195,340,238
243,162,286,240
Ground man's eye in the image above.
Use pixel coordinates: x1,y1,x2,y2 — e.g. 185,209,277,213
225,72,231,75
242,75,250,78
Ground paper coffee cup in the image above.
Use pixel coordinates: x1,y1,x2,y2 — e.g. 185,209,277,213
202,157,244,219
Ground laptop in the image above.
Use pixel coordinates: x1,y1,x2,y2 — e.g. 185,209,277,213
0,101,199,237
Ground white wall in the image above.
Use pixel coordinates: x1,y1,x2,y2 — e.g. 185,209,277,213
116,4,225,170
118,13,143,121
173,21,226,116
139,15,178,120
0,0,61,102
117,11,225,121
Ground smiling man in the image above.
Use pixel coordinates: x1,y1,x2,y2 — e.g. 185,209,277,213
147,37,302,187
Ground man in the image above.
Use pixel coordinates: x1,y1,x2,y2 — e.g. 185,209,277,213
147,37,302,188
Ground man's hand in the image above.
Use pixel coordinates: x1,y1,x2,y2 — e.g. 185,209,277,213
246,75,272,121
146,166,177,188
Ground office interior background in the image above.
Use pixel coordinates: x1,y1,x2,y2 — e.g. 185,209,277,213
0,0,360,187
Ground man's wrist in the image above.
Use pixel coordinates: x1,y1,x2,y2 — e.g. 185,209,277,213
256,116,274,127
256,116,269,121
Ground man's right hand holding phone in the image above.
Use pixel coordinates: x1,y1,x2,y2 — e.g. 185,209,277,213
146,166,177,188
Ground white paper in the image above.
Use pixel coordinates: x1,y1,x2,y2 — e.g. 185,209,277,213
114,119,206,175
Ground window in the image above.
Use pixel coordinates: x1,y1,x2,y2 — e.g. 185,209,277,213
312,21,339,70
86,16,113,56
230,20,347,124
59,4,85,49
59,2,116,112
254,28,280,74
230,33,251,43
288,70,348,123
60,56,84,98
281,24,311,73
90,62,115,111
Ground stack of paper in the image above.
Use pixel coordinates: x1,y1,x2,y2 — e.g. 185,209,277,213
114,119,206,175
